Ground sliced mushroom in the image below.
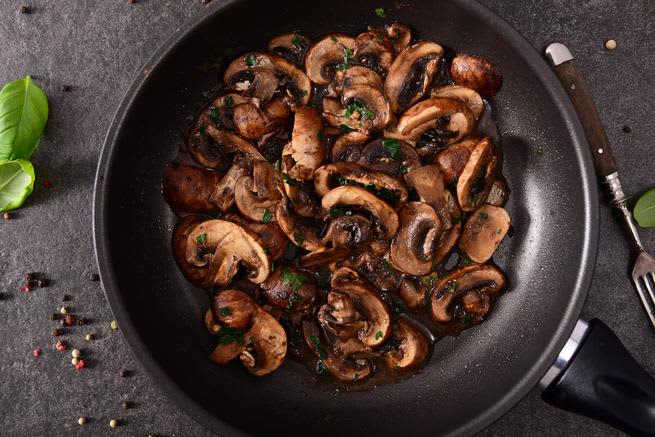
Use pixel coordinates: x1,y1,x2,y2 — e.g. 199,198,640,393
171,215,208,287
460,205,510,263
260,264,317,312
314,162,408,208
461,290,490,317
205,308,221,335
270,55,313,106
239,307,287,376
322,214,372,248
328,267,392,347
434,137,481,185
398,276,429,309
486,176,510,207
234,161,284,222
222,212,287,260
433,192,462,264
341,84,393,132
431,264,506,323
163,162,220,214
450,54,503,97
212,289,257,329
268,33,310,66
382,318,430,370
321,186,399,240
358,138,421,177
305,34,356,85
384,41,443,114
275,200,323,251
318,291,366,339
431,85,484,119
385,22,412,53
232,99,290,142
403,165,447,221
353,30,395,77
322,97,357,131
389,202,442,276
456,137,497,211
279,172,322,218
302,320,372,381
350,252,401,291
300,247,350,269
282,107,326,181
335,66,383,92
204,125,266,165
185,219,270,286
330,131,370,163
208,159,249,212
387,97,476,151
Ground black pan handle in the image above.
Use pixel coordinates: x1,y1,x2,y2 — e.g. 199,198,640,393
541,319,655,436
545,43,618,177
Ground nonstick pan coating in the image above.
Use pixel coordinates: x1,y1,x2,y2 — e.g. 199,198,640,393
93,0,598,435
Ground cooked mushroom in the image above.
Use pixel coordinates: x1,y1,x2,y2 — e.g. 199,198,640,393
386,97,476,151
205,308,221,335
282,107,326,181
353,30,395,77
302,320,372,381
434,137,481,185
222,212,287,260
357,138,421,177
185,219,270,286
450,54,503,97
208,159,249,212
384,22,412,53
486,176,510,207
171,215,208,287
335,66,383,92
398,276,429,309
431,85,484,119
238,307,287,375
460,205,510,263
321,186,399,240
322,214,372,248
327,267,392,347
163,162,220,214
433,191,463,264
275,200,323,251
330,131,370,163
268,33,310,66
389,202,442,276
300,246,351,269
260,264,317,312
403,165,447,220
304,34,356,85
431,264,506,322
384,41,443,114
212,289,257,329
314,162,408,208
349,251,400,291
341,84,393,132
234,161,284,222
381,318,430,370
204,125,267,165
279,171,322,218
232,98,291,142
456,137,497,211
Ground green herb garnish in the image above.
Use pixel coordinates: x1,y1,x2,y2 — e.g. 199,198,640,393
201,48,234,72
244,54,257,67
375,330,384,340
281,266,306,291
217,327,245,345
634,187,655,228
262,208,273,224
382,138,403,159
208,105,221,124
374,7,386,18
286,291,304,312
329,207,343,218
293,232,305,246
339,123,356,133
274,160,281,171
0,160,35,212
291,34,308,49
224,95,234,108
196,233,208,245
376,33,386,41
451,217,461,225
281,173,297,185
218,307,232,317
344,101,374,119
330,36,338,43
536,147,544,156
448,281,459,294
317,129,325,141
307,335,326,358
479,212,489,220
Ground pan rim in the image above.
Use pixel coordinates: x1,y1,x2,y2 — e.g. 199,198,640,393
92,0,599,435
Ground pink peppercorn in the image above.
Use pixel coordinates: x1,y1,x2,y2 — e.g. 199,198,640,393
33,347,41,357
64,314,74,326
55,340,67,351
20,284,30,292
74,359,86,370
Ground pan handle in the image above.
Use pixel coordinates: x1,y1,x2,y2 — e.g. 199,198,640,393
540,319,655,436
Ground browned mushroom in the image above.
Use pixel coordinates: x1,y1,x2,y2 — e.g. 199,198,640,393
431,264,506,323
384,22,412,53
321,214,372,248
353,30,395,77
398,276,429,309
268,33,310,66
171,215,208,287
208,159,249,212
205,308,221,335
486,176,510,207
212,289,257,329
456,137,497,211
384,41,443,114
305,34,356,85
330,131,370,163
260,264,317,312
431,85,484,119
232,98,291,142
450,54,503,97
185,219,270,286
460,205,510,263
204,125,267,165
281,107,326,181
358,138,421,177
434,137,481,185
163,162,220,214
234,161,284,222
341,84,393,132
335,66,383,93
275,200,323,251
389,202,442,276
381,318,430,370
222,212,287,261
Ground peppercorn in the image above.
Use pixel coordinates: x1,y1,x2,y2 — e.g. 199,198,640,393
71,349,81,358
33,347,41,357
120,369,131,378
605,39,617,50
110,320,118,330
72,357,79,366
623,125,632,133
122,401,132,410
52,328,62,337
109,419,118,428
19,5,30,13
64,314,74,326
55,340,67,351
50,313,58,321
89,273,100,282
36,279,48,288
62,295,71,301
3,212,12,220
84,333,94,341
78,417,87,425
60,306,68,315
60,85,71,92
75,359,86,370
20,284,31,293
77,318,86,326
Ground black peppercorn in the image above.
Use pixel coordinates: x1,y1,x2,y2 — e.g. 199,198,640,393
77,318,86,326
89,273,100,282
623,125,631,133
120,369,131,378
20,5,30,14
50,313,59,321
122,401,132,410
62,294,71,301
52,328,62,336
60,85,71,92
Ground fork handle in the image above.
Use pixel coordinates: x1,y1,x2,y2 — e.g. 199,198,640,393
542,319,655,436
545,43,618,177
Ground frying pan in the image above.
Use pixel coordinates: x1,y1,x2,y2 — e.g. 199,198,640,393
92,0,655,435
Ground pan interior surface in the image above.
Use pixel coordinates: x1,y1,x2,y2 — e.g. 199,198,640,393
94,0,598,435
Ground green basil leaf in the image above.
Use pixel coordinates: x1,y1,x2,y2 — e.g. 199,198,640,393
0,76,49,161
0,159,35,211
634,188,655,228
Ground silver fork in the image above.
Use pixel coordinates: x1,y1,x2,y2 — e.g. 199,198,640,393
546,43,655,329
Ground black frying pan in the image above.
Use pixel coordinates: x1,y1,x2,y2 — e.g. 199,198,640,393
92,0,655,435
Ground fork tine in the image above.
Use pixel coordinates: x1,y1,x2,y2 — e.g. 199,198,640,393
643,274,655,308
634,276,655,328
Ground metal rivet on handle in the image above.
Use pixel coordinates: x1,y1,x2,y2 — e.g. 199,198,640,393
598,148,604,154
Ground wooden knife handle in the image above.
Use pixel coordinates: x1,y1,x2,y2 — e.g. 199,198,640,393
551,57,618,177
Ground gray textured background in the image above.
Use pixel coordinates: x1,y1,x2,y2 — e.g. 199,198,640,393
0,0,653,436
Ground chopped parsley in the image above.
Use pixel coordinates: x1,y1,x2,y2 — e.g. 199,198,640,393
293,232,305,246
262,208,273,224
208,105,221,124
479,212,489,220
536,147,544,156
339,123,356,133
218,307,232,317
286,291,304,312
381,258,392,272
423,275,437,286
376,33,386,41
298,89,309,97
329,207,344,218
244,53,257,67
291,34,309,49
461,313,473,325
202,89,214,101
307,335,326,358
375,330,384,340
270,260,276,272
382,138,403,159
281,173,297,185
317,129,325,141
344,101,375,119
330,36,338,43
217,327,245,345
374,7,386,18
448,281,459,294
398,165,408,175
224,95,234,108
281,266,306,291
274,160,281,171
196,233,207,245
451,217,461,225
335,45,355,71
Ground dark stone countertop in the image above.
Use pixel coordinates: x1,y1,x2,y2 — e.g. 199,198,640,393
0,1,653,436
